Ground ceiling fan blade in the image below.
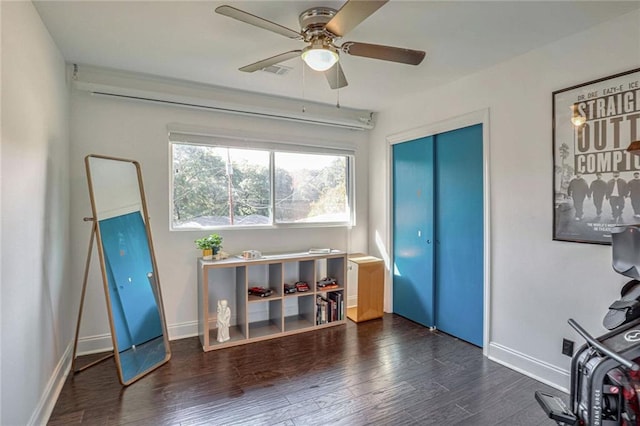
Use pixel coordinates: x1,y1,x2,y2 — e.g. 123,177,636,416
325,0,388,37
341,42,425,65
215,5,302,40
239,50,302,73
324,62,348,89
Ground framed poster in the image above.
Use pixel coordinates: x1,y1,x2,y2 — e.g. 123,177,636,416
553,68,640,244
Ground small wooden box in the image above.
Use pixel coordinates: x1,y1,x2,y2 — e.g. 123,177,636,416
347,253,384,323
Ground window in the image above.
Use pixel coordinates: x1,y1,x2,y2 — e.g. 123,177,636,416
171,142,353,229
275,152,349,223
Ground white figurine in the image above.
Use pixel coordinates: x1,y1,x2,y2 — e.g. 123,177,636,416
216,299,231,343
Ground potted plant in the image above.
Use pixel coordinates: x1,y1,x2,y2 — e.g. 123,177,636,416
195,234,223,260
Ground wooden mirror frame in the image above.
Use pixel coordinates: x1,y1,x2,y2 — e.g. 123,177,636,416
73,154,171,386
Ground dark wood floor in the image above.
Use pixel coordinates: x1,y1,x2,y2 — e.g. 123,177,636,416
49,314,561,425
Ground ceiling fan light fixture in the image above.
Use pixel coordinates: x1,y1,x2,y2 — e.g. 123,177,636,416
301,45,339,71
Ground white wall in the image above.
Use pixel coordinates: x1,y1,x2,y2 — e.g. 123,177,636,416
0,2,71,425
69,89,369,351
3,5,632,424
368,10,640,390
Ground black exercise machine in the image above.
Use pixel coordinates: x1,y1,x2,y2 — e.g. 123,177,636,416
537,225,640,426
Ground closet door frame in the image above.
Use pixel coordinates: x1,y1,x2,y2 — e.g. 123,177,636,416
386,108,491,355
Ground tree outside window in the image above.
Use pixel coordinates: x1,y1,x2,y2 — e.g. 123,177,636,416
171,143,351,229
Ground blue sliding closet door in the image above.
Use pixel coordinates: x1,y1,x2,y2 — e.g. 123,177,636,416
392,137,435,328
393,124,484,347
435,124,484,347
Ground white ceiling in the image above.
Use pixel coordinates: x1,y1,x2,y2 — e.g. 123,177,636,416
34,1,640,111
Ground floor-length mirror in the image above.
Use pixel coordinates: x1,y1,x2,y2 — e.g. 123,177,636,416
85,154,171,385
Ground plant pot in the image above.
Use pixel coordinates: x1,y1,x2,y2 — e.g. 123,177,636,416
202,249,213,260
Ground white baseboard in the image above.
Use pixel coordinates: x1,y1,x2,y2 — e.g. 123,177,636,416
77,320,200,355
29,343,73,426
168,320,199,340
488,341,570,393
77,332,114,355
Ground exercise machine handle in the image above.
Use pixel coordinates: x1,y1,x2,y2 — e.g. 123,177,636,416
568,318,640,371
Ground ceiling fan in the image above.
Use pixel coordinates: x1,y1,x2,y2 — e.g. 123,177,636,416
215,0,426,90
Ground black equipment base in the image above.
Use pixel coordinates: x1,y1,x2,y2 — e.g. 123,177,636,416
537,318,640,425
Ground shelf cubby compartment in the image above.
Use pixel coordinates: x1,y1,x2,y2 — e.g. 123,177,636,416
284,294,315,332
200,264,247,349
247,262,282,300
283,259,315,297
248,298,283,338
316,290,345,325
315,255,346,292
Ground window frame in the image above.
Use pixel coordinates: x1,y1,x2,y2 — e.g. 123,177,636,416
169,133,355,231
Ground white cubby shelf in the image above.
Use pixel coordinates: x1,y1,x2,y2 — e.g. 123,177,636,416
197,251,347,351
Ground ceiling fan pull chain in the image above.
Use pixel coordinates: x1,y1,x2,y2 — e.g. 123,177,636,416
336,65,341,109
301,62,306,113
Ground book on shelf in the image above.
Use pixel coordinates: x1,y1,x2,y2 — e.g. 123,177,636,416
327,292,343,321
327,297,335,322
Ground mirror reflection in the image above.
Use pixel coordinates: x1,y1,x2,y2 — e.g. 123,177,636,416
86,155,170,385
